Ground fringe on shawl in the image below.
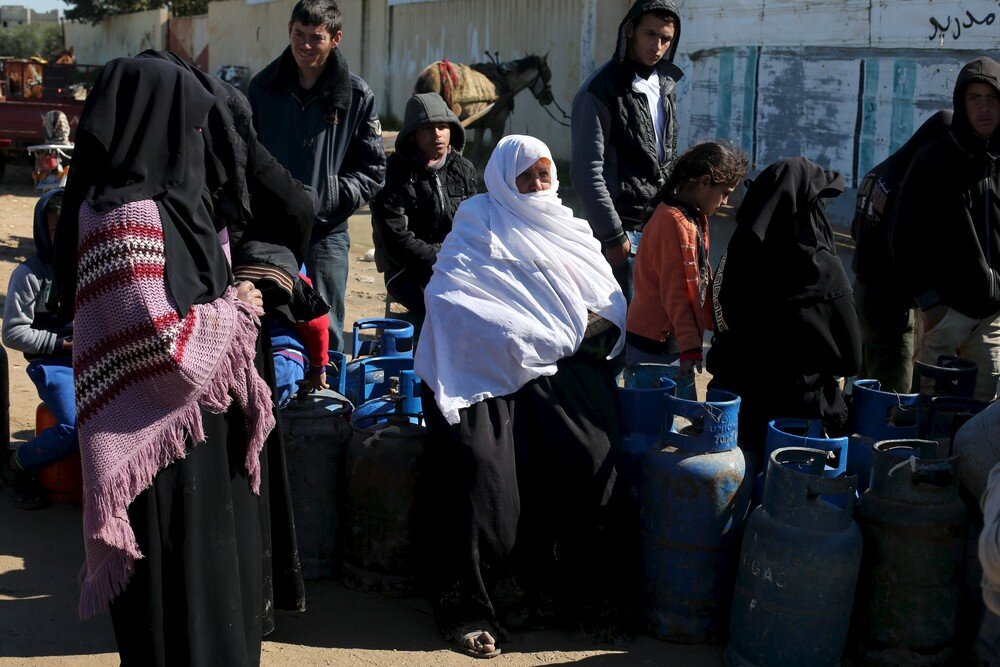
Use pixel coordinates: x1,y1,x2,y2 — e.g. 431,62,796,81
78,300,275,618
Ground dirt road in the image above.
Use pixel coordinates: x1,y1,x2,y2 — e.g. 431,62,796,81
0,164,722,666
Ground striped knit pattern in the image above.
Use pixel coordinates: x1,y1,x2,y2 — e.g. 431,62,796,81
74,199,275,618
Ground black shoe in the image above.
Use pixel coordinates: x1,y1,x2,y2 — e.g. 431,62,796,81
0,450,48,510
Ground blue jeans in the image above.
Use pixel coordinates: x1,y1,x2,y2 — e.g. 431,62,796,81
612,229,642,304
307,229,350,353
16,357,77,471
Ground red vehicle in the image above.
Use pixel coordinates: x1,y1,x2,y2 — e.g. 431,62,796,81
0,58,100,181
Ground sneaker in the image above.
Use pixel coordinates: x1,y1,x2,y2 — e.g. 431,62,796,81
0,450,48,510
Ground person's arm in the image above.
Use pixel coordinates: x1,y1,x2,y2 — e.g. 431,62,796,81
295,312,330,391
2,265,60,356
651,214,704,369
330,88,386,221
571,86,629,265
372,175,439,271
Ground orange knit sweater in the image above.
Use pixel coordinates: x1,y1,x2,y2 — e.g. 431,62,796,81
626,201,713,354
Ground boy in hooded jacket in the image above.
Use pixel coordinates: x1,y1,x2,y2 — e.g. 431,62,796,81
372,92,477,319
571,0,683,301
0,189,75,509
892,56,1000,401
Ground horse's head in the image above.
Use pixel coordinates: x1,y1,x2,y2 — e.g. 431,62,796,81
526,53,553,106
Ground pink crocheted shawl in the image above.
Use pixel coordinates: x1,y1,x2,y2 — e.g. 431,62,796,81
74,199,275,618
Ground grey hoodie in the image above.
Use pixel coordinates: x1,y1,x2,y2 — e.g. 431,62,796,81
571,0,683,245
2,188,72,359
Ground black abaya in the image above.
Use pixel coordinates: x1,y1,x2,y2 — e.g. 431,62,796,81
422,328,621,639
110,406,263,667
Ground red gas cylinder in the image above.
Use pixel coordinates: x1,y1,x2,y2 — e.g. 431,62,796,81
34,403,82,503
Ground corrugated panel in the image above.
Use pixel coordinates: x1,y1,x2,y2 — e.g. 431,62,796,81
873,0,1000,49
762,0,870,46
755,49,860,181
680,0,764,50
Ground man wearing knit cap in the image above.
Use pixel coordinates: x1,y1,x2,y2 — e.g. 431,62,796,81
892,56,1000,401
371,92,477,321
571,0,683,302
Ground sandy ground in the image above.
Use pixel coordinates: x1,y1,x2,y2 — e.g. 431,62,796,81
0,163,723,666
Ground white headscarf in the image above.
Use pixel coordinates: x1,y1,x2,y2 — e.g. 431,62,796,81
415,135,626,425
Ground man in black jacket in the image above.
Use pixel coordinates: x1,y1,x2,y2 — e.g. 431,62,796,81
571,0,682,301
852,110,951,393
893,56,1000,401
371,93,477,320
249,0,385,352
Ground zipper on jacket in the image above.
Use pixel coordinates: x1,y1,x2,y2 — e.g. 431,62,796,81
433,172,446,222
986,149,997,302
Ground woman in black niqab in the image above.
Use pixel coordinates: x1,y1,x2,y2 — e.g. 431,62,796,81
707,157,862,460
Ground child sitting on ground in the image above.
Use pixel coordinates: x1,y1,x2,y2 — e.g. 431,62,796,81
1,189,74,509
625,143,749,391
372,93,477,321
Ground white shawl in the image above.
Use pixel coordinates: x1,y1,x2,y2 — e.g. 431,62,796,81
415,135,626,425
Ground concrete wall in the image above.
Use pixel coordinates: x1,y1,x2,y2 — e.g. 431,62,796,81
379,0,632,156
206,0,367,81
674,0,1000,224
168,14,210,71
64,8,168,65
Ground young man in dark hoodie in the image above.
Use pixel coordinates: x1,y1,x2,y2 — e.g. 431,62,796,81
893,56,1000,401
852,110,952,393
372,92,477,321
0,189,74,509
571,0,682,301
249,0,385,353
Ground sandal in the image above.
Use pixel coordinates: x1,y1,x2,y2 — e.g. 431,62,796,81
456,629,501,659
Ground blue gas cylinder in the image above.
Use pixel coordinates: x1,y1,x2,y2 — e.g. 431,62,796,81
727,447,861,667
854,439,968,665
911,354,978,397
638,389,750,643
351,370,423,426
751,418,849,507
620,364,677,458
849,379,920,493
335,318,416,406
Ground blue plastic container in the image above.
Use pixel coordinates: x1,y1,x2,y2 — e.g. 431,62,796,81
849,379,920,493
752,418,849,507
727,447,861,667
639,389,750,644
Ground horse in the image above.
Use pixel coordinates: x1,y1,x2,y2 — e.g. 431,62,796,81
414,53,557,166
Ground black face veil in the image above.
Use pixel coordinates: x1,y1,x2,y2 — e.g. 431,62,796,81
52,56,233,319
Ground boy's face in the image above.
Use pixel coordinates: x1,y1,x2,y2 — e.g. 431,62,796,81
288,21,341,75
625,14,676,68
964,82,1000,140
415,122,451,161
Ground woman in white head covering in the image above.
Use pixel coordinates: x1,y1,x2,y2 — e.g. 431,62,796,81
416,135,627,657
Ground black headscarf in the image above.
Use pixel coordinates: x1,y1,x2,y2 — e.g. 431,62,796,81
736,157,848,303
138,50,316,269
52,57,232,319
708,157,861,449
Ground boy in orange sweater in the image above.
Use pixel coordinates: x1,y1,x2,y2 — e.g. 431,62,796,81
626,142,749,385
